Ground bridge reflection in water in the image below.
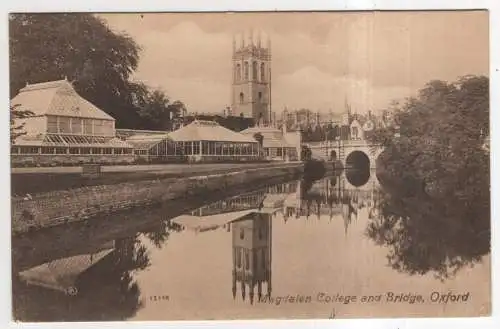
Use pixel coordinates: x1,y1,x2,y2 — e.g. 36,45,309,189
11,166,490,321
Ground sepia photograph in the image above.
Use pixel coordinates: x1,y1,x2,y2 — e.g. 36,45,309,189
8,10,490,322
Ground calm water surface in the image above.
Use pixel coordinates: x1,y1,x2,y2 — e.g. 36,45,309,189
12,169,491,321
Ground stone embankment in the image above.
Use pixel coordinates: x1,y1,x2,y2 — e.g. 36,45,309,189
12,163,303,235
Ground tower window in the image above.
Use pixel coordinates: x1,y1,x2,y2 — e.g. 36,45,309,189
258,92,262,103
236,63,241,81
236,248,242,268
260,63,265,81
261,249,266,269
244,62,249,80
252,61,258,81
240,228,244,239
239,92,244,104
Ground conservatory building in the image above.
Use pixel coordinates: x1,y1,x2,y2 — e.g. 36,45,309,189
125,119,262,163
10,79,133,166
168,120,261,162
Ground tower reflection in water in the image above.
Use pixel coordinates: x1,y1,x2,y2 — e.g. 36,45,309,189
228,169,378,304
231,212,272,305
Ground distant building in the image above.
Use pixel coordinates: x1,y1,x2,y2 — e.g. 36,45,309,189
10,79,133,166
231,30,271,125
240,125,300,161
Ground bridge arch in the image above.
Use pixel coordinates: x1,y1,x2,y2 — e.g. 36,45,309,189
345,150,371,171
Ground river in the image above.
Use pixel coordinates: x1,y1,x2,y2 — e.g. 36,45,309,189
11,169,491,321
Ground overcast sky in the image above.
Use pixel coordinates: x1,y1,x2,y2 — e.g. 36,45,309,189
100,11,488,115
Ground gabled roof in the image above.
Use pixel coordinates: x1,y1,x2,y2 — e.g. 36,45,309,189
168,120,257,143
241,126,294,148
11,79,114,121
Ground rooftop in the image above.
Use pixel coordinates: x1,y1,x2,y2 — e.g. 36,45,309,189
11,79,114,121
241,126,295,148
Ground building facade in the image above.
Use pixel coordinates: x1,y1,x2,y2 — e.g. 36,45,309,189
240,125,300,162
230,31,271,125
10,79,133,167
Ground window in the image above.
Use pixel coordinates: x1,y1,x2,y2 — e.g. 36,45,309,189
81,148,91,154
258,92,262,103
184,141,192,155
239,92,244,104
91,148,101,155
240,228,244,240
261,249,266,269
59,117,70,133
71,118,82,134
235,64,241,81
260,63,266,81
94,120,104,135
192,141,200,155
175,142,183,155
69,148,80,154
245,251,249,270
47,116,58,133
252,61,258,80
236,249,242,268
20,147,40,154
103,148,112,154
11,147,19,154
55,147,67,154
352,127,359,139
202,141,209,155
244,62,249,80
41,147,55,154
209,141,215,155
277,148,283,157
83,119,92,134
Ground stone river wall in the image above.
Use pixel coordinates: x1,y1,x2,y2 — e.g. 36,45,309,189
11,163,303,235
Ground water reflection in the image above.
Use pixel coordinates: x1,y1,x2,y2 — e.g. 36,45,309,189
231,212,272,304
11,168,490,320
13,235,150,321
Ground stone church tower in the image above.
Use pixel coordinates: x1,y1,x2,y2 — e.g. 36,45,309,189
231,30,271,125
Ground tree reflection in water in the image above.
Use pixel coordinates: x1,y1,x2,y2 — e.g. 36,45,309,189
367,164,490,280
143,219,183,250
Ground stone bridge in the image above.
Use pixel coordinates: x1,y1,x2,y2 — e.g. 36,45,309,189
305,140,384,169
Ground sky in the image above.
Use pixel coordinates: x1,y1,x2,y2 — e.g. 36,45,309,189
100,11,489,115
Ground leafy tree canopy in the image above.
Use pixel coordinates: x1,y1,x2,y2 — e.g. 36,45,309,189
10,13,186,131
367,75,490,278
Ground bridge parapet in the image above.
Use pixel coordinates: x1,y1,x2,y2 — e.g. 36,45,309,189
305,139,384,169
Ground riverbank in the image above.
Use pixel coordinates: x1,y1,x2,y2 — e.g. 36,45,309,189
11,162,303,236
11,162,290,195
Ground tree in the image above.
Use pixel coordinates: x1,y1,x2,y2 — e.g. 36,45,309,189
10,13,143,128
10,105,34,143
366,75,490,278
135,88,186,131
